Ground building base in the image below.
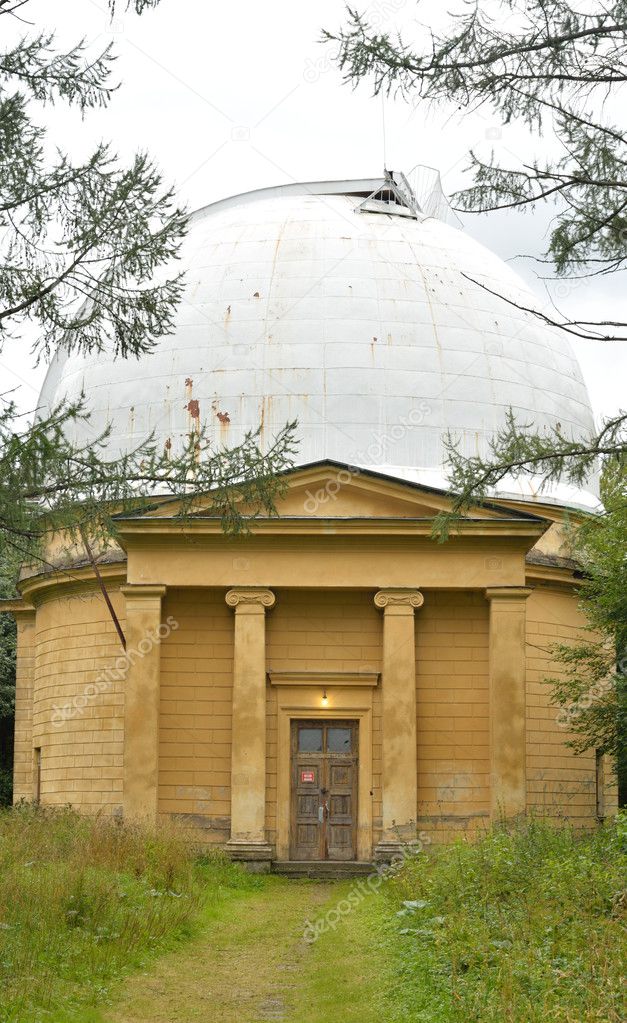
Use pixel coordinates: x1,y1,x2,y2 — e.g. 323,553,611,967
373,840,412,864
225,839,274,873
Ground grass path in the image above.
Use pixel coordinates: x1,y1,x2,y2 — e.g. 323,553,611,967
95,877,391,1023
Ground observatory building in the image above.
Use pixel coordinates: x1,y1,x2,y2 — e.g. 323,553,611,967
6,173,616,868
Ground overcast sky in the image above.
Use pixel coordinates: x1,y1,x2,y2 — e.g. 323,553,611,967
2,0,625,423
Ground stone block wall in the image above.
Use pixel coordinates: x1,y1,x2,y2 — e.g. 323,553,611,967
158,588,233,843
416,590,491,843
31,587,125,812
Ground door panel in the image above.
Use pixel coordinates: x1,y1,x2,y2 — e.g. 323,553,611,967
326,753,355,861
330,794,350,814
292,750,323,860
297,824,319,848
328,823,353,854
290,720,358,861
297,793,318,815
329,764,351,786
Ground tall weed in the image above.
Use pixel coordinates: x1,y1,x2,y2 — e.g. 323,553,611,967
0,805,244,1022
384,814,627,1022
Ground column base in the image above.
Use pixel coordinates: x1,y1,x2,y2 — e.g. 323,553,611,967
225,839,273,873
374,840,409,864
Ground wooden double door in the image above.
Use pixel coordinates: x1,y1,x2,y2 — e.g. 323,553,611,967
290,720,358,861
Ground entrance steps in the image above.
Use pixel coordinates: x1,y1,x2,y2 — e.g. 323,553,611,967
272,860,374,880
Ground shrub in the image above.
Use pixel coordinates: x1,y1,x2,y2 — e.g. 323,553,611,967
384,815,627,1023
0,805,240,1022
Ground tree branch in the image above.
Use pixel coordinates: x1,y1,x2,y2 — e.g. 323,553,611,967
460,273,627,342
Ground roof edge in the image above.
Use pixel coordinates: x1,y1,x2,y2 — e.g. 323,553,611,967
189,176,390,223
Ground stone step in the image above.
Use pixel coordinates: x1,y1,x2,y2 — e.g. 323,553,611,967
272,860,374,880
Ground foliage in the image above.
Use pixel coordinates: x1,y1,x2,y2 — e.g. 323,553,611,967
549,461,627,777
0,805,257,1023
0,0,297,573
0,547,17,720
327,2,627,320
328,4,627,768
432,408,626,533
383,815,627,1022
0,547,17,806
0,0,186,361
1,392,298,571
0,769,11,807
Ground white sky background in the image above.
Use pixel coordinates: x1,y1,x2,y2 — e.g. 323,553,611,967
1,0,625,424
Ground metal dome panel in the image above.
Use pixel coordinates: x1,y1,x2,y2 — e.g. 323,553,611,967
38,177,598,510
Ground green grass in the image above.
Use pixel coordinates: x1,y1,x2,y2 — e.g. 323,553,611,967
0,805,258,1023
293,880,392,1023
1,808,625,1023
93,876,340,1023
381,813,627,1023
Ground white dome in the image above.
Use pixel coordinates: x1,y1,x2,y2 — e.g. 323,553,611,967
39,176,598,510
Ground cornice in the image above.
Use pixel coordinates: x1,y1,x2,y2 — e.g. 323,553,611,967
120,584,167,601
19,563,127,607
0,598,36,618
525,564,581,588
267,670,379,687
485,586,533,601
116,517,547,543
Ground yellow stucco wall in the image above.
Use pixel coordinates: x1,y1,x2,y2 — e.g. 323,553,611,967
13,612,36,802
15,575,615,841
416,591,490,841
32,588,125,812
526,584,617,825
10,467,618,855
158,588,233,843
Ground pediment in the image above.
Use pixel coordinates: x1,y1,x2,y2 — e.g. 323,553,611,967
136,461,543,523
262,463,544,521
272,466,458,519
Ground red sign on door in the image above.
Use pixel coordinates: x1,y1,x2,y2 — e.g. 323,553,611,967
301,770,315,783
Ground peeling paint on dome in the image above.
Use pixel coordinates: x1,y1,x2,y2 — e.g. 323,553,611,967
37,175,598,511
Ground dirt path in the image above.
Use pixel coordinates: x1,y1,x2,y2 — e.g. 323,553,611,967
98,877,390,1023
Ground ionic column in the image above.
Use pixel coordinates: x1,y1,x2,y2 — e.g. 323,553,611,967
121,584,166,822
225,587,275,866
374,588,424,858
485,587,532,821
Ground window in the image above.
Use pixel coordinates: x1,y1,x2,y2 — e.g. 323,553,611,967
298,727,323,753
327,727,352,753
595,750,605,820
34,747,41,805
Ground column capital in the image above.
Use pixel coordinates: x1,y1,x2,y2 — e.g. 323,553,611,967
121,584,167,603
485,587,533,602
0,599,35,620
374,588,424,613
225,587,276,612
